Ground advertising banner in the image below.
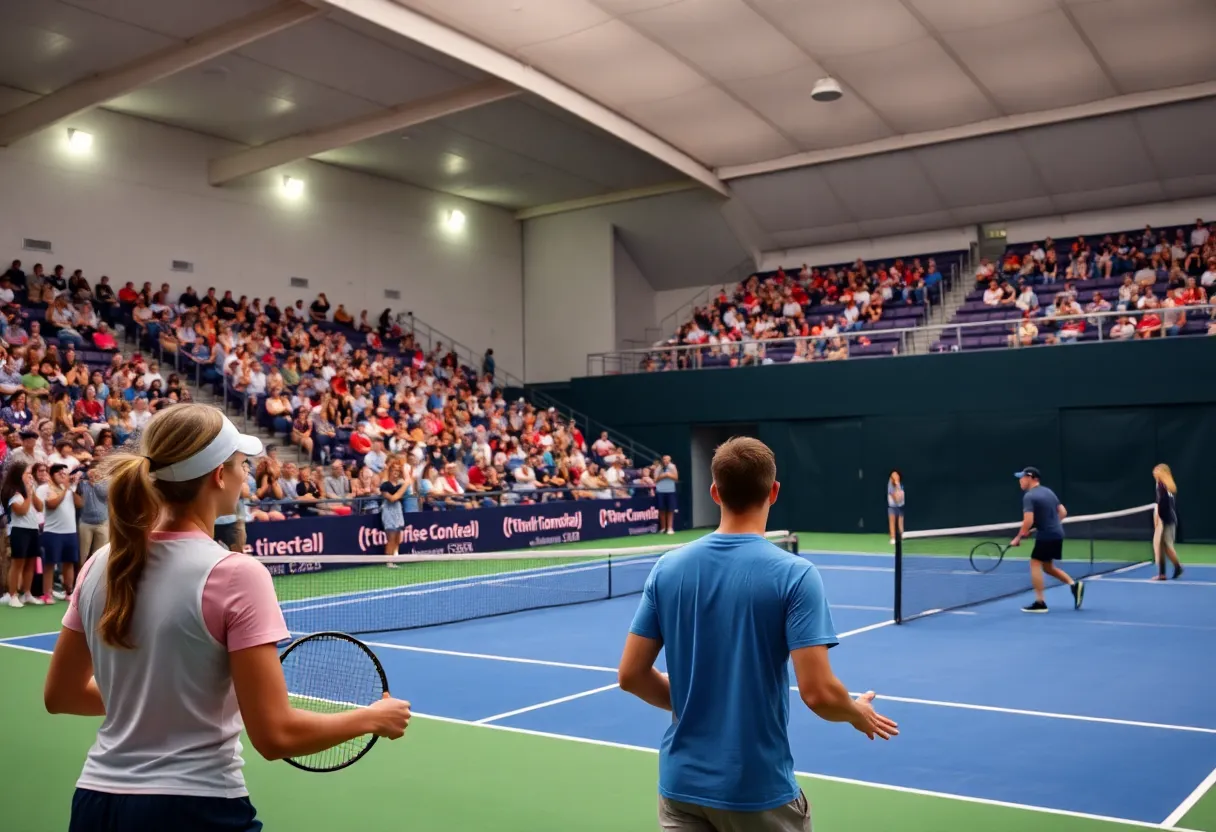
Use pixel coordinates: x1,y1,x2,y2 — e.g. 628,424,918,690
246,497,660,571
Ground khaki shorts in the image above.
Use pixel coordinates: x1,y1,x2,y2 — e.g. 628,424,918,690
659,791,811,832
1155,522,1176,549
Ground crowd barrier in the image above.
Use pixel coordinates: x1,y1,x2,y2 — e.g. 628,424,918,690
247,495,662,569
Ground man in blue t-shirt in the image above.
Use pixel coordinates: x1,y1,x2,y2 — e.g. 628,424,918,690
1010,466,1084,613
618,437,897,831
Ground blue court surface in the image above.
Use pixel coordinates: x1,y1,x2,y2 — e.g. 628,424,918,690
5,550,1214,828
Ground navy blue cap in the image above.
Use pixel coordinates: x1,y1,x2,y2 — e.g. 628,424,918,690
1014,467,1041,479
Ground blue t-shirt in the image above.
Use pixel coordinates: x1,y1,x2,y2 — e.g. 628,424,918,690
1023,485,1064,540
655,464,677,494
886,480,904,507
629,533,838,811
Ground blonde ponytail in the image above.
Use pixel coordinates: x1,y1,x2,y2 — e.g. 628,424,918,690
1153,463,1177,495
98,453,160,649
96,404,227,649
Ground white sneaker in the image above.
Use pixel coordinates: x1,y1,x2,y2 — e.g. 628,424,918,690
386,562,398,569
666,529,675,535
52,590,66,601
889,538,896,545
7,595,22,608
0,593,9,604
22,593,44,606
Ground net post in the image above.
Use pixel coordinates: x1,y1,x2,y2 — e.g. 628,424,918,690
893,525,903,624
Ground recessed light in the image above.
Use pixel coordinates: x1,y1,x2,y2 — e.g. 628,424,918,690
66,128,93,152
282,176,304,197
446,209,466,231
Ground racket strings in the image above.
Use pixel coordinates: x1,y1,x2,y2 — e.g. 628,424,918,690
280,633,387,771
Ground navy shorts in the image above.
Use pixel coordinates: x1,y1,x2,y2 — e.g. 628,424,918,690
9,526,41,559
70,789,263,832
656,492,678,512
887,506,904,518
42,531,80,565
1031,538,1064,562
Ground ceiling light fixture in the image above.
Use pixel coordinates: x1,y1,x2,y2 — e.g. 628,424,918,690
446,209,466,231
811,77,843,102
67,128,93,152
282,175,305,197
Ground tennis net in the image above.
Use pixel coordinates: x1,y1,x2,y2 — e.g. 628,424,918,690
261,531,799,635
895,505,1153,622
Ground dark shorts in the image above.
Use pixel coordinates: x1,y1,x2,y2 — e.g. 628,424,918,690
1032,538,1064,562
8,526,40,559
42,531,80,565
887,506,904,518
214,521,238,549
70,789,262,832
656,492,678,512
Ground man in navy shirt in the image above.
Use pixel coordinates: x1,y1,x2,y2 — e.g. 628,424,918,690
618,437,896,831
1010,467,1084,613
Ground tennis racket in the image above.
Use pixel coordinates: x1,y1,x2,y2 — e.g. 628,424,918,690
968,540,1009,573
279,632,390,772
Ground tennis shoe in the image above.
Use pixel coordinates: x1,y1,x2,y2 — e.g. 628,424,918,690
22,594,44,606
1071,581,1084,610
1021,600,1048,613
53,590,67,601
1173,565,1184,580
6,595,21,608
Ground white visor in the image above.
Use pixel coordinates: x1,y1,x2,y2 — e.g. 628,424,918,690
152,415,264,483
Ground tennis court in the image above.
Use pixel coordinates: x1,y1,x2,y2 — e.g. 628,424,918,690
2,529,1215,832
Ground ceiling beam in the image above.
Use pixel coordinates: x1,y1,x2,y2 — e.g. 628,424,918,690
514,181,699,221
209,79,520,185
0,0,322,148
717,82,1216,181
320,0,728,197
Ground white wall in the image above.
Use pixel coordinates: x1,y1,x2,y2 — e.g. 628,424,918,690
522,210,614,383
759,226,978,272
0,97,524,376
1004,197,1216,244
612,235,656,349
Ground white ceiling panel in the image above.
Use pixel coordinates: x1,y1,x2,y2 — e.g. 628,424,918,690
623,0,806,82
907,0,1060,32
403,0,611,52
1051,182,1167,214
728,167,853,231
827,40,998,133
0,0,171,94
56,0,279,39
438,97,679,190
622,85,796,166
941,8,1115,113
107,60,381,146
1069,0,1216,92
859,210,958,239
752,0,926,56
1161,173,1216,202
1019,114,1157,193
517,19,705,107
821,153,944,220
947,196,1057,225
727,66,892,151
914,134,1048,207
770,224,865,248
236,18,471,107
1135,99,1216,179
594,0,686,14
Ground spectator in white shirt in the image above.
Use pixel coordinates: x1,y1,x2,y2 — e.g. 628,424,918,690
513,459,538,491
1030,243,1046,263
1200,258,1216,290
131,397,153,431
1015,284,1039,313
1190,220,1209,250
1110,316,1136,339
363,439,388,474
982,281,1003,306
49,440,81,473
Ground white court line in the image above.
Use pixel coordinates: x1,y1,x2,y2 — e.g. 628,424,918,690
1099,578,1216,587
1078,619,1216,633
0,641,55,655
411,712,1199,831
0,630,60,643
1164,766,1216,827
0,640,1201,831
354,639,619,674
785,690,1216,736
474,682,621,725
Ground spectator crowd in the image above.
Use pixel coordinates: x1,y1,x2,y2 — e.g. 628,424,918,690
1,256,669,604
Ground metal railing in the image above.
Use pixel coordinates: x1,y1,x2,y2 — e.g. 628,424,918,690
527,385,663,465
242,484,658,514
586,303,1216,376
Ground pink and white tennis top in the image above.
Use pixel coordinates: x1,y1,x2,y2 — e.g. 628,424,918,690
64,530,289,797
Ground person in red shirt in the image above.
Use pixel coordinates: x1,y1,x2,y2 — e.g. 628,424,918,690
1136,306,1162,338
116,282,138,305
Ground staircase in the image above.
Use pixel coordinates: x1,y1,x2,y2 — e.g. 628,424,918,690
910,258,972,355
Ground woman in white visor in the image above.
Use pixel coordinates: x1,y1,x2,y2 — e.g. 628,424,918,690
43,403,410,831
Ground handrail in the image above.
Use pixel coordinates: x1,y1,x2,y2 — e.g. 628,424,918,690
527,385,663,464
400,311,524,389
243,484,657,511
586,302,1216,375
